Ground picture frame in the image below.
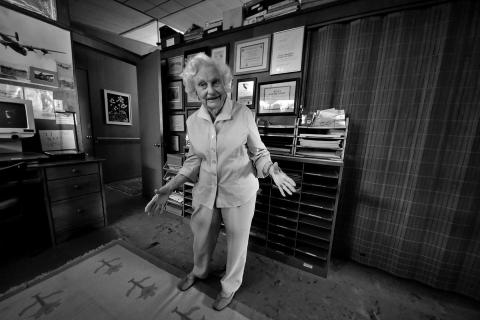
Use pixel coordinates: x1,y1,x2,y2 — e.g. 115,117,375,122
169,114,185,132
168,135,180,152
235,78,256,109
210,44,229,65
29,66,59,87
167,55,184,79
234,35,271,75
186,108,199,119
103,89,132,125
186,92,201,107
257,79,300,115
270,26,305,75
166,81,184,110
4,0,57,20
184,47,210,64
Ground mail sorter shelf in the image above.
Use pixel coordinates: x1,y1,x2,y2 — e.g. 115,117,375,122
258,124,297,156
248,155,343,278
182,182,194,224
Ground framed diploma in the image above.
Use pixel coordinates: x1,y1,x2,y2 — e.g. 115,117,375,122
169,114,185,132
168,56,184,78
186,92,201,107
168,135,180,152
270,26,305,75
235,78,256,109
185,47,210,63
211,44,229,65
257,79,300,115
234,35,271,75
166,81,184,110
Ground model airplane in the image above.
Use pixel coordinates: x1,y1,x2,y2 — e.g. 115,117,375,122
0,31,66,56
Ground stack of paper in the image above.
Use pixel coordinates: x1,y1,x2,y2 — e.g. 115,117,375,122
299,139,341,149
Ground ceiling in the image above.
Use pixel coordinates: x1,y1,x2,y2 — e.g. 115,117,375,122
68,0,248,47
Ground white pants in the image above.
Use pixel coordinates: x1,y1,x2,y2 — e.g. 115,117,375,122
190,194,256,295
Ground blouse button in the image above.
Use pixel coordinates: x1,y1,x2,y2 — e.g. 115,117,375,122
212,135,215,139
212,160,217,164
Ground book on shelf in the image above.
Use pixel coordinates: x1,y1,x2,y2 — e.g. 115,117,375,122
265,5,298,19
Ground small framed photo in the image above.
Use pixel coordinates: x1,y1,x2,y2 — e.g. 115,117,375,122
104,89,132,125
166,81,184,110
235,78,256,109
211,44,229,65
270,26,305,75
169,114,185,132
168,135,180,152
257,79,300,115
185,47,210,64
168,56,184,78
186,108,199,119
29,66,59,87
186,92,201,107
234,35,270,75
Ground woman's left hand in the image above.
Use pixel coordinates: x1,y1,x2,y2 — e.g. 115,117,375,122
270,162,297,197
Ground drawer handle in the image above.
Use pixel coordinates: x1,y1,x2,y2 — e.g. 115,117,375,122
77,209,83,213
74,185,80,189
72,169,79,173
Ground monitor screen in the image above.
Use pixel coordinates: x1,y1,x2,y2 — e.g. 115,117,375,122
0,101,28,129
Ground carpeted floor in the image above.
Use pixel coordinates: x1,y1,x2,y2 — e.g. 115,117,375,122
106,177,142,195
1,187,479,320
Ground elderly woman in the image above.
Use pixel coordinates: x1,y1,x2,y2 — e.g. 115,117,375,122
145,53,296,311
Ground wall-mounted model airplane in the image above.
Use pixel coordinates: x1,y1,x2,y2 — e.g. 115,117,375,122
0,31,66,56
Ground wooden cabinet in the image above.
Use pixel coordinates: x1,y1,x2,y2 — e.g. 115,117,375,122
39,158,107,245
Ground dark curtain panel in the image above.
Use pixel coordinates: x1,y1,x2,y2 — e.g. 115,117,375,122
305,1,480,299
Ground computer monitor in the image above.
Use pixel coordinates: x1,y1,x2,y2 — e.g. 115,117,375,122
0,97,36,139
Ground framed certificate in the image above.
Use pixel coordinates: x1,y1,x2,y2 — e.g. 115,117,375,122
234,35,270,75
270,26,305,75
235,78,256,109
211,44,229,65
167,56,184,78
169,114,185,132
257,79,299,115
166,81,184,110
186,92,201,107
185,47,210,63
168,135,180,152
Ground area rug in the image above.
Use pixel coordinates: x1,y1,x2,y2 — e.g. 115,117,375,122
0,240,270,320
106,177,142,195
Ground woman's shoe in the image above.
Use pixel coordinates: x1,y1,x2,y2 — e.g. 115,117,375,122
177,273,198,291
212,291,235,311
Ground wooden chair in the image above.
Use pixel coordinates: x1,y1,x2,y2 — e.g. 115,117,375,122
0,162,28,252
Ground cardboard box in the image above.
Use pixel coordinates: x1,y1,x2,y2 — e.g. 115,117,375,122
223,6,244,31
161,33,182,49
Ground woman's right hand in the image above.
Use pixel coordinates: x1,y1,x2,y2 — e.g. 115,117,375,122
145,186,172,216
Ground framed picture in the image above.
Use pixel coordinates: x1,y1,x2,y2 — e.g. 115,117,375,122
235,78,256,109
169,114,185,132
186,108,199,119
270,26,305,75
185,47,210,64
168,135,180,152
167,55,184,78
257,79,300,115
186,92,201,107
234,35,271,75
29,66,59,87
104,89,132,125
166,81,184,110
4,0,57,20
211,44,229,65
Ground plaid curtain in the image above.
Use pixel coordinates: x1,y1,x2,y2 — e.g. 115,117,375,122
305,1,480,299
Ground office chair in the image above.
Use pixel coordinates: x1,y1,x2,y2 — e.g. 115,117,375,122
0,162,29,253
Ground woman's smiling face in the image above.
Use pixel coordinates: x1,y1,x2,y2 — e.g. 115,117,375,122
194,64,226,111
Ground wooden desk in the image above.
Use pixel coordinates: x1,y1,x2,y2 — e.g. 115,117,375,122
32,157,108,245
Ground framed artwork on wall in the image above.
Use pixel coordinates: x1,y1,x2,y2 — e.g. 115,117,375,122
185,47,210,63
167,56,184,79
29,66,59,87
257,79,299,115
168,135,180,152
210,44,229,65
166,81,184,110
235,78,256,109
169,114,185,132
4,0,57,20
104,89,132,125
186,92,201,107
270,26,305,75
233,35,270,75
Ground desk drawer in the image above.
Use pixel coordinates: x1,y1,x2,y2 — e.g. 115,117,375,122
46,163,98,180
48,174,100,202
51,193,103,232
